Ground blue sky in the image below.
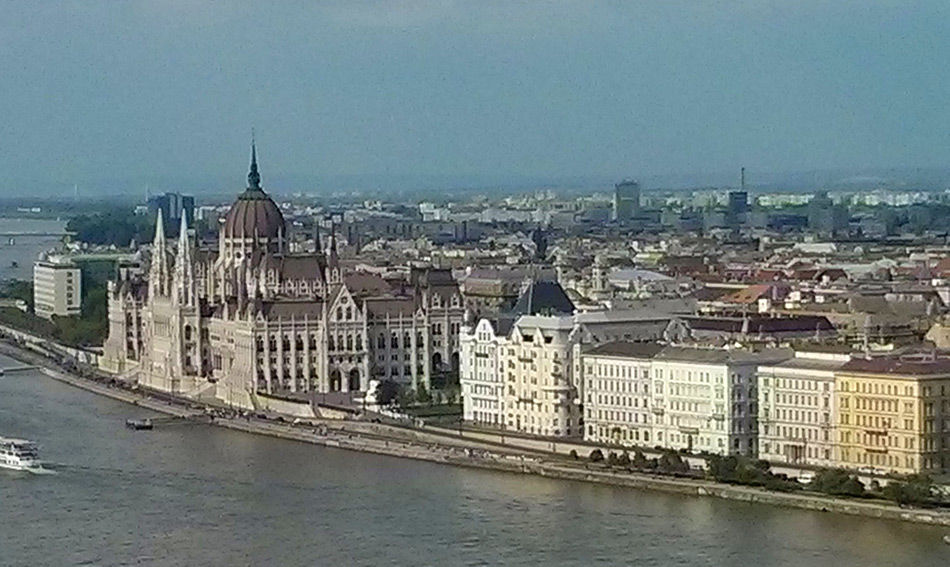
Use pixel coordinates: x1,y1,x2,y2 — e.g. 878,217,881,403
1,1,948,195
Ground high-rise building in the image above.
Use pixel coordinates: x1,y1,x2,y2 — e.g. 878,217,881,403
612,179,641,222
147,192,195,235
726,191,748,228
33,256,82,319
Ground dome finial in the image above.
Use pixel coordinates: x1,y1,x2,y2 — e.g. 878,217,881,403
248,129,261,190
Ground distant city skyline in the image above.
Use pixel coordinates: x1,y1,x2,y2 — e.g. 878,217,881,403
3,1,950,196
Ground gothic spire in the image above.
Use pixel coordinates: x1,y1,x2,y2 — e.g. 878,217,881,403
329,224,340,267
176,213,193,267
247,135,261,190
175,213,195,306
153,207,166,246
150,208,170,297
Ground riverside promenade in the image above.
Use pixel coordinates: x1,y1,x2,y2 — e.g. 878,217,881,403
4,340,950,527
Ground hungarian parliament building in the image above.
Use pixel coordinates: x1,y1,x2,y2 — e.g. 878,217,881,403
100,146,464,408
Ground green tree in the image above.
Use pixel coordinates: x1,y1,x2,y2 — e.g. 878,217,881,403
882,475,934,506
415,383,432,405
658,451,690,474
632,449,648,469
812,469,866,497
617,452,631,468
589,449,604,463
375,380,401,406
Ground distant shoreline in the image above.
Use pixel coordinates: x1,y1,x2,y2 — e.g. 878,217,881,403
3,341,950,529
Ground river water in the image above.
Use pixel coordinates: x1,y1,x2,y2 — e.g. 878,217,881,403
0,218,68,281
0,358,947,567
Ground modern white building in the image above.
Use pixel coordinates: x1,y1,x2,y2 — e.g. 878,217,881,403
580,342,791,456
33,256,81,319
757,350,848,467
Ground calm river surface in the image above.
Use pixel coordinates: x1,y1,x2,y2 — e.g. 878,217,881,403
1,357,948,567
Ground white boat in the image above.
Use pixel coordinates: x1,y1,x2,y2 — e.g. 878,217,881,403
0,437,41,471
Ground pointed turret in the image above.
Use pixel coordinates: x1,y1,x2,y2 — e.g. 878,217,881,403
174,214,195,306
153,207,166,245
248,137,261,190
150,208,170,297
329,225,340,267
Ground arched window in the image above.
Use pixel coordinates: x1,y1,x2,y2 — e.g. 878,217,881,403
355,335,363,350
338,334,345,351
378,334,386,349
404,332,411,348
336,307,343,320
346,306,353,320
391,333,399,348
346,334,353,351
328,335,335,351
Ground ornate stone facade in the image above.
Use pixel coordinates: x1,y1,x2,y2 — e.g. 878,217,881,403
101,145,464,408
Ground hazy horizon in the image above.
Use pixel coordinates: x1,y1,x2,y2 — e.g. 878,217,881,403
3,1,949,197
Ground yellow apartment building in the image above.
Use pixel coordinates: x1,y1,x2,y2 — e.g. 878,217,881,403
835,355,950,475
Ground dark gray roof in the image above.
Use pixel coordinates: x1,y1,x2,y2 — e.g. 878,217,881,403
509,280,575,317
584,341,665,359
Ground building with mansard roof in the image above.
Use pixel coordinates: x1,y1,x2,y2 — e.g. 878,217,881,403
100,143,464,409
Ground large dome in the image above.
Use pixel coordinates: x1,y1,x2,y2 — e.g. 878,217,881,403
222,143,285,239
223,188,285,239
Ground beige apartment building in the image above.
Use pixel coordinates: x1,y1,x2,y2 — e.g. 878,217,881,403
835,355,950,475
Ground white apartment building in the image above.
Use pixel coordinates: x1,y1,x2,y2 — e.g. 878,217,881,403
583,342,662,445
460,299,679,438
757,350,848,467
33,256,81,319
460,317,510,426
580,342,790,456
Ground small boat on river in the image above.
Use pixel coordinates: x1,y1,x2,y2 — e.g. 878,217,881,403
125,418,153,430
0,437,42,471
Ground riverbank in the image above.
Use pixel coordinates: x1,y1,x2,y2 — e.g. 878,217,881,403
3,342,950,527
